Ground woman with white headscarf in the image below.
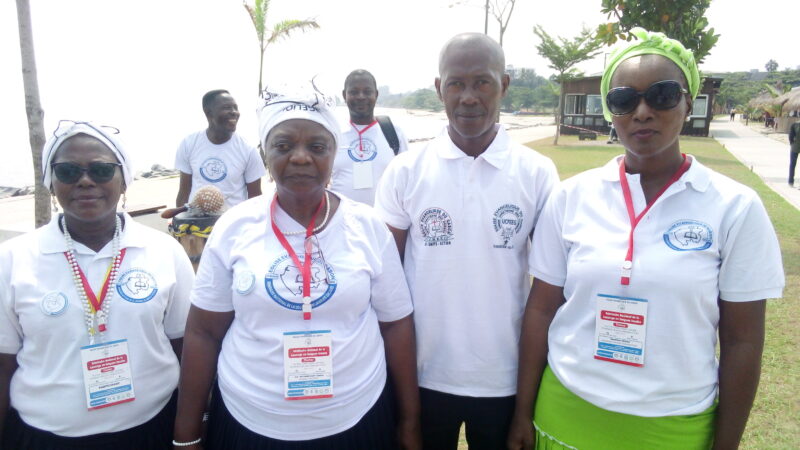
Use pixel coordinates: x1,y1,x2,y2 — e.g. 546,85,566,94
172,86,421,449
0,121,194,449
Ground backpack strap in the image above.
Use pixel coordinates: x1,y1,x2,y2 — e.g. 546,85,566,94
376,115,400,155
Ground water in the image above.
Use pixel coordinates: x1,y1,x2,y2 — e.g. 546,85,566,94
1,107,447,188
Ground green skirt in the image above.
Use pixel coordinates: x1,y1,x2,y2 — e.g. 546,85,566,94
533,366,716,450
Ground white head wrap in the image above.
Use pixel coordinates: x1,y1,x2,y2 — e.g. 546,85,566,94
256,84,340,150
42,121,133,189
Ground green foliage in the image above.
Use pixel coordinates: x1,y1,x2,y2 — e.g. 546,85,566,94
765,59,779,73
710,69,800,112
596,0,719,64
401,89,444,112
533,25,603,144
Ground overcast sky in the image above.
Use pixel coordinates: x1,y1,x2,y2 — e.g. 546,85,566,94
1,0,797,186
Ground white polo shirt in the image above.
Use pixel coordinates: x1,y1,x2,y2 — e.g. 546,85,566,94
191,194,412,441
530,156,784,417
174,131,266,208
331,120,409,206
0,214,194,436
374,127,558,397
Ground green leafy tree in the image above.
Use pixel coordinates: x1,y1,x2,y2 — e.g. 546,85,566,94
765,59,779,73
244,0,319,95
15,0,49,227
534,25,603,144
595,0,719,64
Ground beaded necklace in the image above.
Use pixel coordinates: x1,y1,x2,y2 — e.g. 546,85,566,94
61,214,124,345
277,191,331,236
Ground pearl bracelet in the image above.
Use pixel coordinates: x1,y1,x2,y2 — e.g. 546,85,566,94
172,437,202,447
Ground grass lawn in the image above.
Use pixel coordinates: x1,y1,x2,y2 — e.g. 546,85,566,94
494,135,797,449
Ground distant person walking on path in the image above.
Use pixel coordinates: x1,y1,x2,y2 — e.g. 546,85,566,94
174,90,265,209
729,109,736,121
507,28,784,450
789,120,800,187
331,70,409,206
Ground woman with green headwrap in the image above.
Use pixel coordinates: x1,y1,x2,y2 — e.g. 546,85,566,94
506,29,784,449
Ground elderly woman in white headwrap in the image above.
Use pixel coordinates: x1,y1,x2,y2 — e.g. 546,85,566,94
0,121,194,450
173,87,421,450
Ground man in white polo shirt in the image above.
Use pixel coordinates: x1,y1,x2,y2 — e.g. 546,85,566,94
331,70,408,205
374,33,558,449
175,89,266,208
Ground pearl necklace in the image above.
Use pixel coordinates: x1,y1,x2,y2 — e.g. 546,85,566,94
279,191,331,236
62,214,123,344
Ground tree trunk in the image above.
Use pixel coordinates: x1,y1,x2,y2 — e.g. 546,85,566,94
554,87,564,145
16,0,49,228
258,46,265,95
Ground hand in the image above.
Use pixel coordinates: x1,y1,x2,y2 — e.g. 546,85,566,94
506,414,535,450
396,416,422,450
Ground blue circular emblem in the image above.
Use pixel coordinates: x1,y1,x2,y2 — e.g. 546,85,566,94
116,268,159,303
199,157,227,182
264,254,337,311
235,270,256,295
347,138,378,162
41,292,68,316
663,220,713,251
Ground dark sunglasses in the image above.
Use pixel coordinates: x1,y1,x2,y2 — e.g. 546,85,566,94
51,162,122,184
606,80,688,116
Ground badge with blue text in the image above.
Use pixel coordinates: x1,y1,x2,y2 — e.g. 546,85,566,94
80,339,136,410
663,220,713,251
594,293,648,367
116,269,158,303
41,291,68,316
283,330,333,400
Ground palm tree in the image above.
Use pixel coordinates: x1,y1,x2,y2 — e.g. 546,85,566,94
15,0,49,227
243,0,320,95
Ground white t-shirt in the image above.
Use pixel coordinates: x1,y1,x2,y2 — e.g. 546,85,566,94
191,194,413,441
374,127,559,397
174,130,266,208
331,120,409,206
530,156,784,417
0,214,194,436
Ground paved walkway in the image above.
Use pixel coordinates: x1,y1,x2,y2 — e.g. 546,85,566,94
709,118,800,210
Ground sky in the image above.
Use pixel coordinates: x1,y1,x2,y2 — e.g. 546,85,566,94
1,0,798,187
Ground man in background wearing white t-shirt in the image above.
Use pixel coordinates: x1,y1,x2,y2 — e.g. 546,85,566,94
374,34,558,449
175,90,265,208
331,70,408,205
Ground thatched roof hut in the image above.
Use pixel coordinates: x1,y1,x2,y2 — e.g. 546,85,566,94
776,87,800,112
748,92,776,109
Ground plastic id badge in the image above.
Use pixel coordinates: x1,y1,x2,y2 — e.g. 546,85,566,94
79,339,136,410
352,160,374,189
594,293,648,367
283,330,333,400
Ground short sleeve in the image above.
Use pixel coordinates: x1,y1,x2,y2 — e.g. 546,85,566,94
190,226,235,312
374,157,412,230
396,127,410,154
369,227,413,322
530,158,560,236
174,136,191,174
718,196,784,302
529,186,569,287
243,144,267,183
163,242,195,339
0,273,22,354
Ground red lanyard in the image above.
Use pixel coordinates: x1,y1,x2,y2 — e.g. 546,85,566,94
65,248,127,316
270,194,326,320
618,155,690,285
350,120,378,157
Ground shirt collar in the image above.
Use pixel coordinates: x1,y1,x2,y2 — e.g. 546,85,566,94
601,154,711,192
435,125,510,169
39,212,147,255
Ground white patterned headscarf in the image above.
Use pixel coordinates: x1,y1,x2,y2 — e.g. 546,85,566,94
42,120,133,189
256,83,340,150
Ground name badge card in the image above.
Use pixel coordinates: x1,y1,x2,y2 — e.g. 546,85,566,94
79,339,136,410
352,160,374,189
594,293,648,367
283,330,333,400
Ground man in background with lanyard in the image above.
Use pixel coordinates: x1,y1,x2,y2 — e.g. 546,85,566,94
331,69,409,206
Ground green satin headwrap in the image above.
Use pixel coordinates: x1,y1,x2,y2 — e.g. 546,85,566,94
600,28,700,121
